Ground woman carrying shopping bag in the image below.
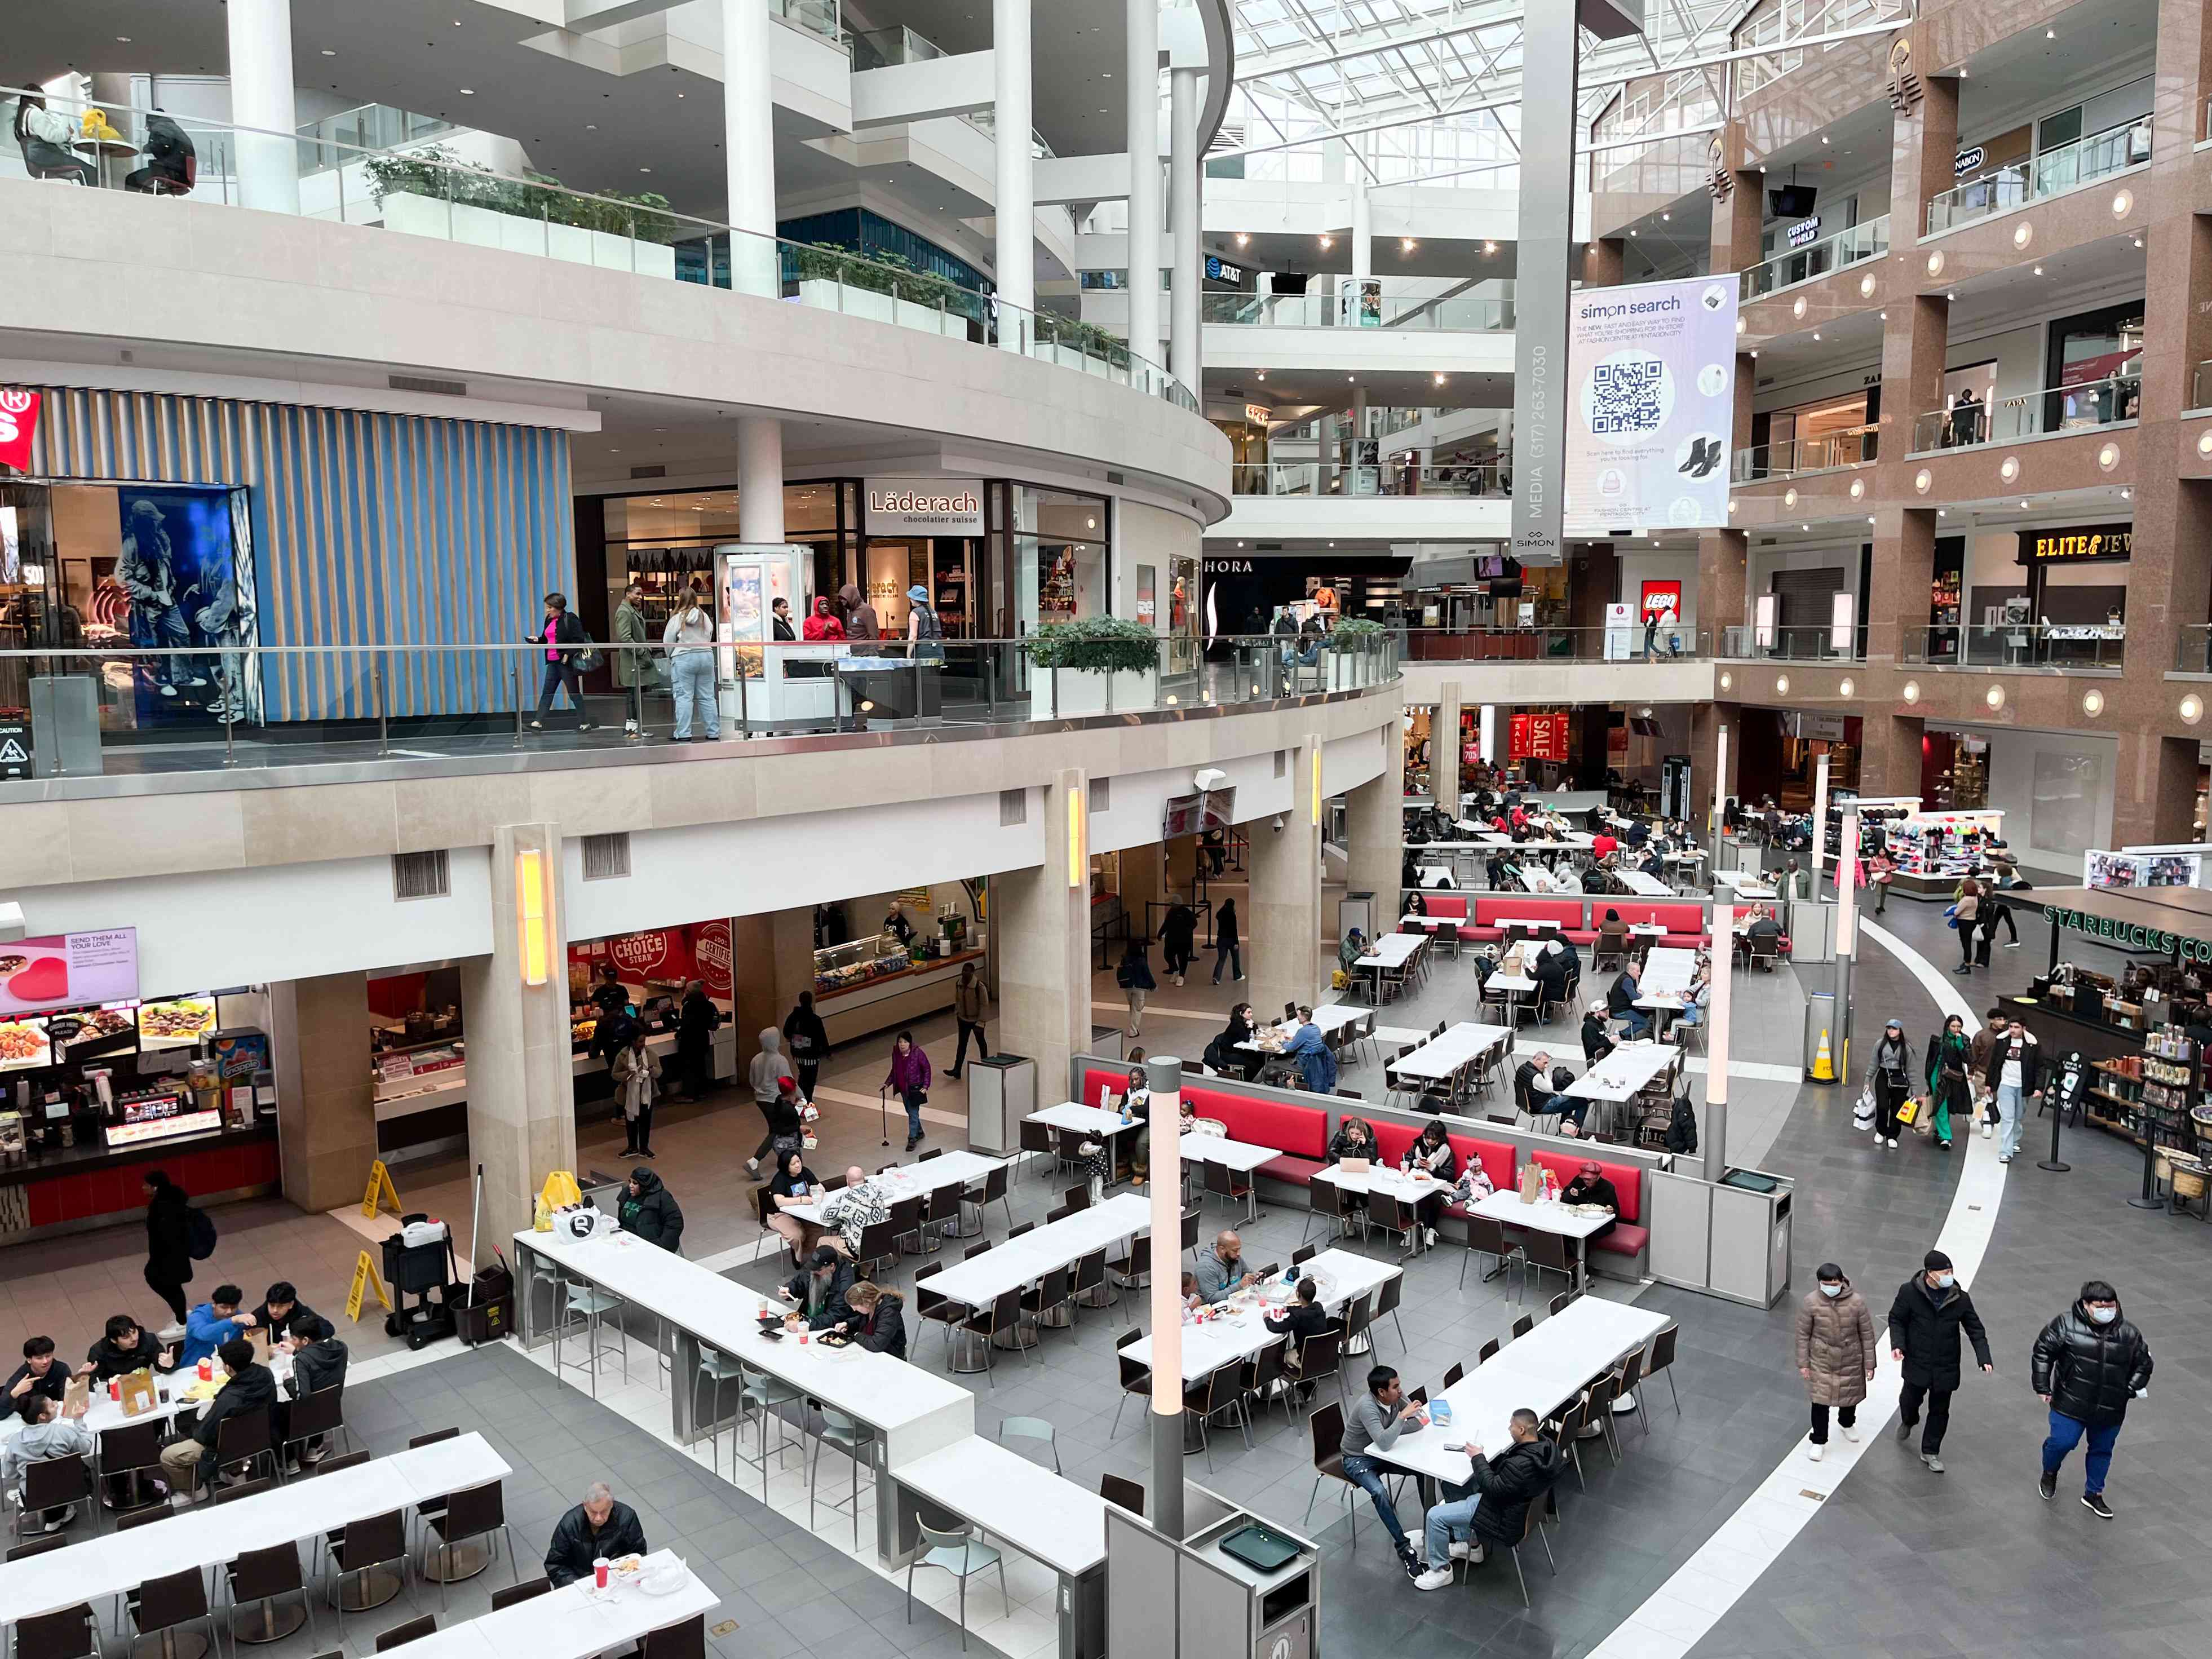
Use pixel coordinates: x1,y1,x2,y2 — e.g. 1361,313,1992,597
1869,1019,1915,1150
1923,1014,1972,1153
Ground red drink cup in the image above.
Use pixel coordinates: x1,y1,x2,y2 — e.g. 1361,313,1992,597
594,1557,610,1591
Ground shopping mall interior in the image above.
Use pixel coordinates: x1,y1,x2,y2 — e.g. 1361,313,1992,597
0,3,2206,1658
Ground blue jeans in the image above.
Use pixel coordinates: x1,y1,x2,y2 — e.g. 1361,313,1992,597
900,1087,926,1145
1338,1453,1408,1550
2041,1409,2121,1494
669,651,717,738
1621,1010,1652,1040
536,659,583,714
1997,1083,2027,1158
1423,1487,1481,1567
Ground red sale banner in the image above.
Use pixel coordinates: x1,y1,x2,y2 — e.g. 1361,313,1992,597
0,388,41,472
1510,713,1569,762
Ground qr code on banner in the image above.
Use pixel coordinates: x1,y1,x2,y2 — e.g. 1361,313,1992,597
1591,357,1665,436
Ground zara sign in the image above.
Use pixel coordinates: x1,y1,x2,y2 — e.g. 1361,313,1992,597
864,478,985,536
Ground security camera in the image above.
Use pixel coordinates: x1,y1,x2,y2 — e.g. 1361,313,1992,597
1271,814,1286,833
1194,768,1228,791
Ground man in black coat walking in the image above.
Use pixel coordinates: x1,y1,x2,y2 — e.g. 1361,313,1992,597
1887,1249,1993,1472
2033,1278,2152,1518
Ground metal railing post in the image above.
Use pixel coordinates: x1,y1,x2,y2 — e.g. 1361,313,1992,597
222,653,237,768
736,660,748,737
374,657,391,756
512,659,525,747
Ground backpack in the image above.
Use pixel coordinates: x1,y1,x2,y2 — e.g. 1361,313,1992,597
1664,1097,1699,1155
185,1205,218,1261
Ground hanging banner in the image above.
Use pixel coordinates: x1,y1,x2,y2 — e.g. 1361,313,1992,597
1508,712,1570,763
1563,273,1740,537
0,388,42,472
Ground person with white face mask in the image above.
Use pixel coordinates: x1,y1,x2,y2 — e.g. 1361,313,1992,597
2032,1279,2152,1519
1794,1263,1878,1461
1887,1249,1994,1474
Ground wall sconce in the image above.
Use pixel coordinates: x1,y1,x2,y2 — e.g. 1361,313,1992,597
1310,749,1322,826
1067,785,1087,887
516,848,549,986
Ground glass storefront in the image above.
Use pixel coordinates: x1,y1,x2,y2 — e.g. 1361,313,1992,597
1011,485,1109,630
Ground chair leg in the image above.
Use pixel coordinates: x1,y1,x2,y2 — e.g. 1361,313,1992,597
1540,1528,1557,1574
1665,1368,1681,1414
1511,1546,1529,1609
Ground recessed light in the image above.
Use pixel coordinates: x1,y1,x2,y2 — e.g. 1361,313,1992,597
1820,136,1829,145
460,87,475,95
117,35,131,42
1812,331,1821,340
586,123,598,130
1256,371,1265,380
1434,373,1446,386
640,167,652,172
2033,265,2043,275
1483,241,1497,254
1236,232,1249,246
1401,237,1416,252
1320,235,1333,249
2046,26,2056,37
1661,212,1670,222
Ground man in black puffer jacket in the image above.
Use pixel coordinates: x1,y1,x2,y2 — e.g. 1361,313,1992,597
1412,1407,1561,1588
1887,1250,1993,1474
2032,1278,2152,1518
617,1167,684,1253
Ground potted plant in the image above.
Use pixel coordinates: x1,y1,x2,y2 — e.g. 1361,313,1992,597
1022,616,1162,716
790,244,975,338
1322,617,1387,688
366,145,679,279
1030,313,1126,377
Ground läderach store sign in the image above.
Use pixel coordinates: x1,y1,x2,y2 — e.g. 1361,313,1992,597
2043,904,2212,961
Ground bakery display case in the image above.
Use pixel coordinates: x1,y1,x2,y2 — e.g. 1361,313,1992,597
814,934,914,995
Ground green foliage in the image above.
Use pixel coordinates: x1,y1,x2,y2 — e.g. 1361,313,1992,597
1021,616,1161,674
365,144,685,244
1324,617,1386,651
789,243,986,317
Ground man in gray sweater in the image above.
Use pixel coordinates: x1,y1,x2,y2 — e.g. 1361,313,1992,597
1340,1365,1428,1576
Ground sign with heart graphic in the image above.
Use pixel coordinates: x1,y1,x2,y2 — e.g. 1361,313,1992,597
0,928,138,1017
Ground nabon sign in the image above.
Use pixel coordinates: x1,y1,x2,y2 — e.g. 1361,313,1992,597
0,388,42,472
863,476,985,534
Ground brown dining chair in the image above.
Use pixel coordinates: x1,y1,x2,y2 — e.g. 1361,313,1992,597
12,1603,100,1659
1441,1361,1465,1390
1644,1324,1682,1414
640,1616,708,1659
1462,1214,1521,1291
422,1480,516,1604
1511,1312,1536,1339
1300,1400,1364,1549
1099,1473,1145,1516
1112,1329,1152,1437
491,1577,553,1610
129,1568,220,1659
4,1533,65,1562
375,1612,439,1650
222,1541,315,1647
1478,1337,1500,1365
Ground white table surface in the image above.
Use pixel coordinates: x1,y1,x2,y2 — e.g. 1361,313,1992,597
0,1434,510,1623
1633,994,1687,1013
1467,1189,1616,1241
1494,917,1560,932
1485,972,1538,995
1563,1041,1681,1102
921,1193,1152,1308
79,1348,295,1437
1238,1006,1366,1052
1627,923,1669,939
891,1439,1110,1576
1176,1131,1278,1174
1401,911,1461,930
517,1227,974,1459
1614,870,1673,896
1365,1300,1670,1484
1356,934,1424,970
1640,948,1699,995
1415,866,1458,888
474,1550,716,1659
1371,1024,1432,1047
1029,1101,1139,1137
1309,1162,1440,1205
782,1151,1008,1224
1391,1021,1515,1082
1123,1250,1397,1382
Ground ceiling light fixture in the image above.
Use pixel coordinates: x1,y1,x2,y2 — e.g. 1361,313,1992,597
460,87,475,94
1434,373,1446,386
1401,237,1416,252
322,48,336,55
1319,235,1333,249
2033,265,2043,275
1235,232,1249,246
1483,241,1497,254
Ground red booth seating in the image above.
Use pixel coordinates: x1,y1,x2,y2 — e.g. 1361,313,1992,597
1079,1067,1130,1109
1525,1148,1649,1262
1188,1084,1330,1187
1406,895,1468,937
1464,896,1591,945
1604,901,1710,948
1367,1120,1518,1193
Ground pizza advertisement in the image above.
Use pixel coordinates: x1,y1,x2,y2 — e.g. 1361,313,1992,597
136,995,216,1051
0,929,139,1018
0,1017,52,1072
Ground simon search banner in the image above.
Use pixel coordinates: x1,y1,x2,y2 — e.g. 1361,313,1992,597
1562,275,1739,537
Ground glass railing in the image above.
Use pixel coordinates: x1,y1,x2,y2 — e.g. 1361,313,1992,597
1908,622,2125,671
775,0,843,42
1910,375,2139,452
962,107,1055,158
2195,361,2212,409
295,104,452,174
1201,293,1514,330
1926,119,2152,234
1718,625,1864,662
1232,460,1511,497
0,87,1198,417
1738,216,1889,301
1403,626,1710,663
0,634,1399,786
1728,426,1876,481
848,23,943,70
2178,626,2212,672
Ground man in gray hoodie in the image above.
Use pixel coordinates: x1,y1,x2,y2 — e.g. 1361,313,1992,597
747,1029,792,1177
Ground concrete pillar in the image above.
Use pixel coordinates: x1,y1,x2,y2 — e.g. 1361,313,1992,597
269,973,376,1213
1346,727,1406,931
1866,502,1939,670
1118,842,1168,939
462,824,577,1247
737,418,784,542
1436,680,1463,809
1247,745,1324,1021
2113,732,2202,846
1569,542,1618,640
1857,711,1927,801
1125,0,1162,385
994,0,1035,346
1689,701,1738,830
1582,236,1625,288
997,771,1094,1088
226,0,299,214
723,0,779,295
1167,64,1201,391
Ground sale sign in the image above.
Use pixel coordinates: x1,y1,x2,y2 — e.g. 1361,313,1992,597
0,928,139,1017
1508,713,1570,763
0,388,41,472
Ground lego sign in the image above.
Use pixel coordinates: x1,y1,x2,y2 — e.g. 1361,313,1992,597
0,388,41,472
1508,713,1569,763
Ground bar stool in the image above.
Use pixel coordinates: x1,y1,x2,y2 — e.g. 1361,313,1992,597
733,1360,806,1500
807,1406,868,1549
693,1342,747,1475
552,1277,628,1399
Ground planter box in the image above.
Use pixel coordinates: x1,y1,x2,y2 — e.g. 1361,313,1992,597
1032,665,1159,718
1325,648,1382,690
379,191,676,280
796,279,965,338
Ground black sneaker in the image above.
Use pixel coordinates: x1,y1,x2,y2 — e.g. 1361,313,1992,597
2082,1493,2114,1520
1399,1543,1424,1581
2039,1470,2057,1501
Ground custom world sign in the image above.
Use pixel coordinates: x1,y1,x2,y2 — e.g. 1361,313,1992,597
2043,904,2212,961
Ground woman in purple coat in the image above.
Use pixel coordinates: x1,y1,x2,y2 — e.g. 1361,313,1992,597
884,1029,934,1152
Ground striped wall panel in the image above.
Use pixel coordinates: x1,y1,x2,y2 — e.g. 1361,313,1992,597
25,387,574,720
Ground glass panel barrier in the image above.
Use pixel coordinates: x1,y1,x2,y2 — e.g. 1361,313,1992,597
1904,622,2124,671
1925,118,2151,235
1737,215,1890,302
1910,375,2140,453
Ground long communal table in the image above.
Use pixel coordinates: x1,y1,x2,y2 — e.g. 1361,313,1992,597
1122,1249,1397,1383
0,1432,510,1626
1362,1299,1671,1488
1466,1189,1617,1292
1389,1021,1515,1086
392,1550,716,1659
919,1192,1152,1311
780,1149,1008,1226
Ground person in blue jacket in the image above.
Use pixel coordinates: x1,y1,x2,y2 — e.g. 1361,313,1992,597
178,1285,253,1370
1284,1007,1338,1094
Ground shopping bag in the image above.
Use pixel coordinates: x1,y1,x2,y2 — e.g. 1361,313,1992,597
1519,1161,1545,1203
1852,1083,1877,1128
1895,1095,1921,1127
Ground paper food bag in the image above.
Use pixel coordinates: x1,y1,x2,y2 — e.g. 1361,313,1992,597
1519,1161,1545,1204
60,1373,91,1420
119,1368,157,1417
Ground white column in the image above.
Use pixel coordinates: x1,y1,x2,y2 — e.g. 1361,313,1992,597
737,418,784,542
1167,65,1201,393
1144,1052,1185,1539
993,0,1034,350
1125,0,1162,390
723,0,778,296
1810,751,1831,889
1351,169,1372,282
227,0,299,214
1701,891,1733,1181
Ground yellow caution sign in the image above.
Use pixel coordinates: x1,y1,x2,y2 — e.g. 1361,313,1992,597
360,1158,404,1220
1810,1027,1835,1082
345,1251,393,1323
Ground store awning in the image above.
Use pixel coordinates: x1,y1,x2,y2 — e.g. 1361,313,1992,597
2014,884,2212,962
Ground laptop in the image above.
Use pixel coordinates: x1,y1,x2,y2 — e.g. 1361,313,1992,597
1339,1157,1372,1174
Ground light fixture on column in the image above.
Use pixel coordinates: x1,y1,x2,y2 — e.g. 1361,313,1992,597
1839,677,1855,697
1067,785,1087,886
1775,674,1790,695
1719,671,1732,691
1902,680,1921,705
2082,688,2104,718
2098,443,2120,471
1860,273,1877,298
1311,749,1322,825
516,848,550,986
1985,683,2005,711
2184,695,2205,726
1914,469,1932,494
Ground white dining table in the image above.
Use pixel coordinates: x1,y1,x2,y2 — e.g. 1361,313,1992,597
77,1347,295,1438
1640,947,1699,996
1614,869,1673,897
0,1433,510,1625
1467,1189,1620,1290
402,1550,717,1659
1029,1100,1140,1139
1564,1040,1682,1103
1363,1299,1671,1487
1237,1005,1366,1053
1390,1021,1515,1083
1121,1249,1398,1382
780,1151,1008,1224
921,1193,1153,1310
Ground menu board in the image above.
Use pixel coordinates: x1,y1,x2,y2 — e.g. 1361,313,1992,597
48,1005,138,1059
0,1016,51,1072
136,995,216,1051
0,929,138,1017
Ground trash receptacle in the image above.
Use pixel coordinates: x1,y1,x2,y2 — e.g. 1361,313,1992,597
1339,892,1375,943
1803,991,1839,1083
